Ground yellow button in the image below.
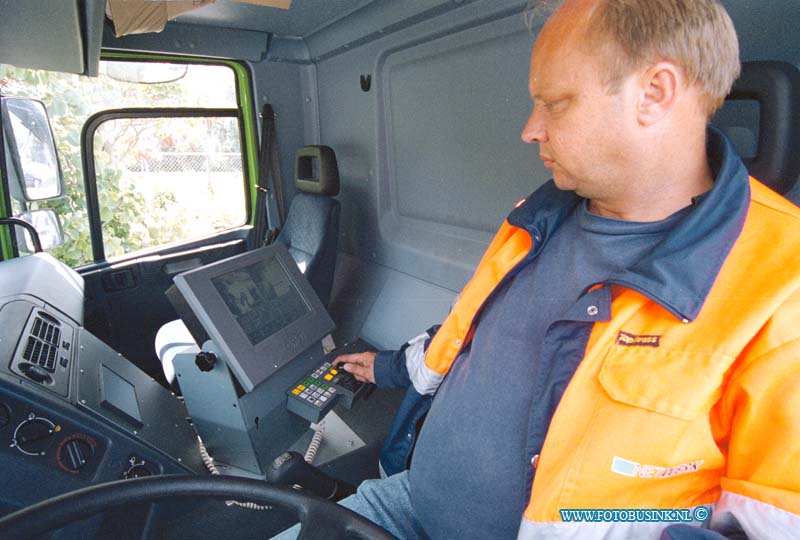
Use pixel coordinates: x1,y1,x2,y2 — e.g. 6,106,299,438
324,374,334,381
330,369,338,375
298,385,306,391
292,389,301,395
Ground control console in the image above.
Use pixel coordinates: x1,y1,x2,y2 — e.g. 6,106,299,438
286,361,369,423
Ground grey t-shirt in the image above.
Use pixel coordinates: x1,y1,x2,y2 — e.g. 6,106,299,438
409,200,694,540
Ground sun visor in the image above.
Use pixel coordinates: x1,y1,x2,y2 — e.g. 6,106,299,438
106,0,292,38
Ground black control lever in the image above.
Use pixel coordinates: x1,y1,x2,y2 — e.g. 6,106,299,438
266,451,356,502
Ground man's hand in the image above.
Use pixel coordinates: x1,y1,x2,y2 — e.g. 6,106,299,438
332,352,376,384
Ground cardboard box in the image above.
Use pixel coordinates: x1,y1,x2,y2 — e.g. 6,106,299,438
107,1,214,37
239,0,291,7
106,1,291,38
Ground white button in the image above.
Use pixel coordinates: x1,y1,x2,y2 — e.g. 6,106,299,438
455,339,462,346
531,454,539,468
587,305,599,316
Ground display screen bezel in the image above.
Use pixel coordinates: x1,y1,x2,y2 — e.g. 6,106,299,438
174,243,334,392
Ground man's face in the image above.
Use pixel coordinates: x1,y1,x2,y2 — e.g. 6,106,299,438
521,11,639,200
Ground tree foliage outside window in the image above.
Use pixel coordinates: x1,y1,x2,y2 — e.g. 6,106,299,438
0,61,243,267
93,115,245,259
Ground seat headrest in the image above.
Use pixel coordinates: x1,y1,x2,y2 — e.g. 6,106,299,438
295,145,340,197
722,61,800,194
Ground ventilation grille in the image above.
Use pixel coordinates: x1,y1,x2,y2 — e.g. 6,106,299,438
22,316,61,372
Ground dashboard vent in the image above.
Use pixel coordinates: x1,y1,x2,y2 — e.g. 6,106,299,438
22,316,61,372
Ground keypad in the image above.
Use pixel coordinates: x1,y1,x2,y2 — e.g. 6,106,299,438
289,362,339,409
287,359,368,423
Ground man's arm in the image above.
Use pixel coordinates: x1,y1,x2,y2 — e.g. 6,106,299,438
333,325,441,392
705,298,800,539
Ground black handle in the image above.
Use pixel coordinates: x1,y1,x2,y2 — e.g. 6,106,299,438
267,451,356,501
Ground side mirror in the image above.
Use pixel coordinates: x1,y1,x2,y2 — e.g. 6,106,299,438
1,96,65,201
0,210,65,253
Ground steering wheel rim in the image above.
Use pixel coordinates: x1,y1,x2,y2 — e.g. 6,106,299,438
0,475,397,540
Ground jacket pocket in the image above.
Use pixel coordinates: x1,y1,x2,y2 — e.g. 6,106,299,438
598,346,735,420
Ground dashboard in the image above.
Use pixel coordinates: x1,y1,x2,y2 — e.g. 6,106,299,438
0,253,205,536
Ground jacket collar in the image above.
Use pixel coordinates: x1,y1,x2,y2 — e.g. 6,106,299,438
507,127,751,322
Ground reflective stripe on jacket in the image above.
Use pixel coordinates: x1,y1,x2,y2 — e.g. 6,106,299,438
405,130,800,539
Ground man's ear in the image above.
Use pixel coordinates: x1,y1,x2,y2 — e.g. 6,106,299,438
637,61,680,126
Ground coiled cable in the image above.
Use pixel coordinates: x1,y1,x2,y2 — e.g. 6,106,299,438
197,420,326,511
304,421,326,464
198,436,273,510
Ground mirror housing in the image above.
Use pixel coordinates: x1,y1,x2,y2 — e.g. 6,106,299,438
18,209,65,251
0,211,65,253
1,96,66,202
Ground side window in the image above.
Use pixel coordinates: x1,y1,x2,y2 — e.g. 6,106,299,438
90,113,246,259
0,59,250,266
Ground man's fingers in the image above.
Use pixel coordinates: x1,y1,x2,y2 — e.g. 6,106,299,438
331,351,376,383
333,352,375,367
342,363,372,382
332,353,360,366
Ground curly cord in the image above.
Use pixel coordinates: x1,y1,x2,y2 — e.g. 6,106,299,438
304,421,326,464
197,436,273,511
196,421,326,511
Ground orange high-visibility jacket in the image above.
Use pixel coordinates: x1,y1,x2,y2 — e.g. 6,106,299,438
403,132,800,539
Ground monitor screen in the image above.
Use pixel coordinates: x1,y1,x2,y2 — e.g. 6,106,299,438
172,243,335,392
211,258,310,346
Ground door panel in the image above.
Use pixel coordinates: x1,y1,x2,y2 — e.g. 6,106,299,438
80,229,251,383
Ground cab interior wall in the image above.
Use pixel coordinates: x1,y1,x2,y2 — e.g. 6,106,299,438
308,0,540,348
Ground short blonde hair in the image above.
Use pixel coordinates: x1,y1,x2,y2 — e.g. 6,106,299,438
529,0,741,115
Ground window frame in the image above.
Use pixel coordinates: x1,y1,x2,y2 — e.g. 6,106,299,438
0,53,259,265
0,110,16,260
82,107,250,261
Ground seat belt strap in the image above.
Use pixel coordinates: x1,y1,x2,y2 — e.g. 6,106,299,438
254,104,285,247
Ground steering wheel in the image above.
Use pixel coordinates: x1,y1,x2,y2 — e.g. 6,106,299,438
0,475,397,540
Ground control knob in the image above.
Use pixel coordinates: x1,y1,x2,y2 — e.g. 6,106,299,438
57,435,95,473
12,414,56,456
124,457,154,479
195,351,217,372
22,364,51,384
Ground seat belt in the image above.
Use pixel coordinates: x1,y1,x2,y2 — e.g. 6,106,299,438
253,104,286,247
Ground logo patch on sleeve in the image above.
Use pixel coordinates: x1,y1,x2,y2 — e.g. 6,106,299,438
616,331,660,347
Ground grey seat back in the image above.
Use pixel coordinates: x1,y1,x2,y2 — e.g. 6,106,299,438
277,145,341,307
715,60,800,200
